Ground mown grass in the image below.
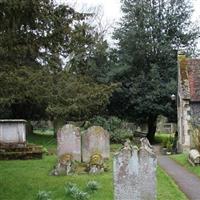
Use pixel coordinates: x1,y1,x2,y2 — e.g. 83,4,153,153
157,166,187,200
0,133,188,200
171,154,200,178
155,132,173,144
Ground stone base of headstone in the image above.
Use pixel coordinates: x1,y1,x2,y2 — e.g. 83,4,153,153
87,154,105,174
0,143,43,160
51,154,74,176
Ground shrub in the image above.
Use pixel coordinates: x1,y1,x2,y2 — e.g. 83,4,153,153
90,116,134,143
86,181,101,193
160,135,173,151
110,129,133,144
65,183,89,200
37,191,52,200
90,116,122,132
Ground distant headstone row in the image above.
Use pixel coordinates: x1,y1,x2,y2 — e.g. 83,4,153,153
57,124,110,162
113,138,157,200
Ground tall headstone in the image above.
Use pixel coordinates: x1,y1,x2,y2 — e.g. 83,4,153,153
113,138,157,200
57,124,81,161
82,126,110,162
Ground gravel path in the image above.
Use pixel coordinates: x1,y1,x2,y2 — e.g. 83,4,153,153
158,156,200,200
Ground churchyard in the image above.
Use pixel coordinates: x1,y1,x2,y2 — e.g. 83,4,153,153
1,0,200,200
0,123,189,200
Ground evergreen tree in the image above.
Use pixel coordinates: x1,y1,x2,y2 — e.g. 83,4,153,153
111,0,199,142
0,1,114,126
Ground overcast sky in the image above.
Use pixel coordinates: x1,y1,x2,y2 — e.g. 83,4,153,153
60,0,200,22
57,0,200,46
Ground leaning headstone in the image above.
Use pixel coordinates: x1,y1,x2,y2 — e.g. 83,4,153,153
188,149,200,166
57,124,81,161
113,138,157,200
82,126,110,162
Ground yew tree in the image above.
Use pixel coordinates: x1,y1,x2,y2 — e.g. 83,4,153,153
0,0,114,126
111,0,199,142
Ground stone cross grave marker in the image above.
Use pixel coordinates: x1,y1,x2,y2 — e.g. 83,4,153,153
113,138,157,200
82,126,110,162
57,124,81,161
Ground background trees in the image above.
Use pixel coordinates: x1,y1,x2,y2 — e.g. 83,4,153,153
0,0,199,141
110,0,199,142
0,0,114,129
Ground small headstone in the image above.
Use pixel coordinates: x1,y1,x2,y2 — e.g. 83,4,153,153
113,138,157,200
57,124,81,161
188,149,200,166
51,154,73,176
87,153,104,174
82,126,110,162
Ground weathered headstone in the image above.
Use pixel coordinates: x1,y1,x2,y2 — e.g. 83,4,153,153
113,138,157,200
88,153,104,174
188,149,200,166
57,124,81,161
51,153,73,176
82,126,110,162
0,119,27,145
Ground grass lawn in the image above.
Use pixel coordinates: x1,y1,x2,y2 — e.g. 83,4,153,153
171,154,200,178
155,132,173,144
0,133,187,200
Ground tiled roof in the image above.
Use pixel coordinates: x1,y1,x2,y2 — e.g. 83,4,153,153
179,57,200,102
188,59,200,102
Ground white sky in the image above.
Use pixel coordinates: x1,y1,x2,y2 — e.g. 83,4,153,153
58,0,200,23
57,0,200,46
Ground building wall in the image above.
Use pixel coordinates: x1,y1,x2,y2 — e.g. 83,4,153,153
177,97,191,153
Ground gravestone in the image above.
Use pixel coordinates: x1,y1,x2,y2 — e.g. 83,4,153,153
82,126,110,162
113,138,157,200
57,124,81,161
0,119,27,145
51,153,73,176
188,149,200,166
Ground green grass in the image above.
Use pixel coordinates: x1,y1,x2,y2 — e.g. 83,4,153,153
155,132,173,144
0,156,113,200
33,129,54,136
171,154,200,177
157,166,187,200
0,133,188,200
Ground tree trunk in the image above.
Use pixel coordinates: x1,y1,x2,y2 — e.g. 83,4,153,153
147,115,157,144
53,118,65,138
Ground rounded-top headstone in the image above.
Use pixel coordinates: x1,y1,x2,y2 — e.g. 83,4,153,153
57,124,81,161
82,126,110,162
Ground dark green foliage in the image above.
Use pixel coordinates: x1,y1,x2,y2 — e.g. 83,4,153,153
90,116,122,132
65,182,89,200
0,66,51,119
47,73,115,121
0,0,90,70
0,0,114,124
110,0,199,142
90,116,134,143
86,181,101,193
37,190,52,200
